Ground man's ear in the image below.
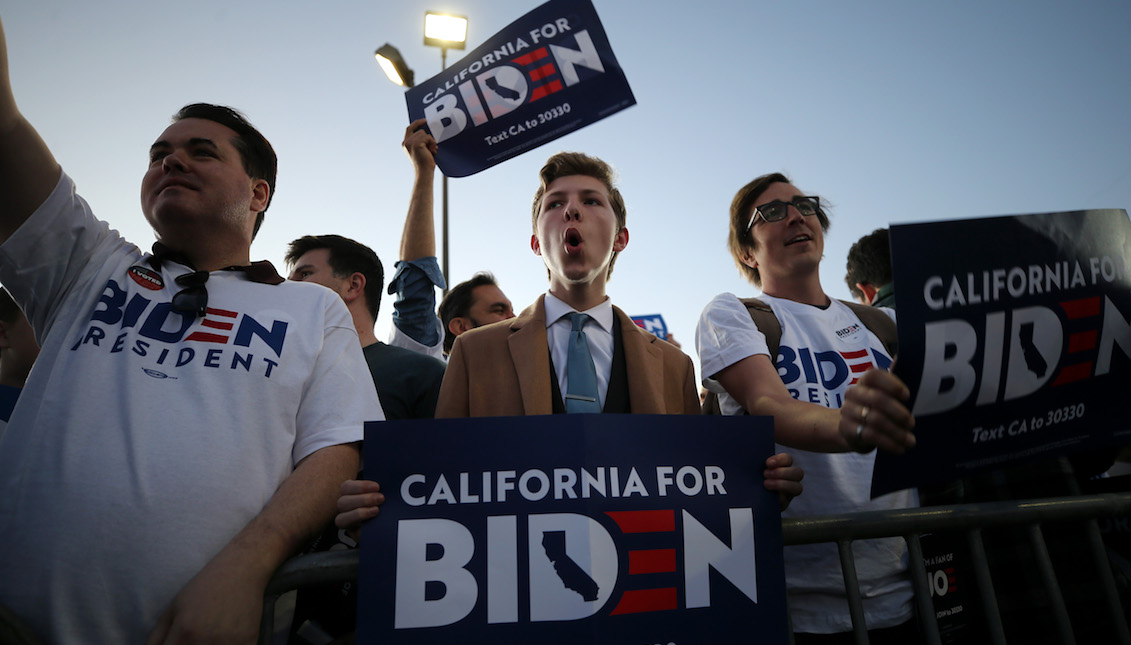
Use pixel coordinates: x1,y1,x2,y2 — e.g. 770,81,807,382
740,249,759,271
530,234,542,256
343,272,367,304
250,179,270,214
449,316,473,337
856,282,878,306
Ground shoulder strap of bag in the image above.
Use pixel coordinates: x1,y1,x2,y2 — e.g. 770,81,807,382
701,297,899,413
839,300,899,357
701,297,781,415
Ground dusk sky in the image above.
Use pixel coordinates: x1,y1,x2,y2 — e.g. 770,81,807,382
5,0,1129,380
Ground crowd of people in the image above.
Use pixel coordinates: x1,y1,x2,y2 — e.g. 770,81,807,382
0,11,1077,645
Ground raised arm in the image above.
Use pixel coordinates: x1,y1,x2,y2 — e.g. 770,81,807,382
0,16,61,244
398,118,438,262
386,119,446,356
715,355,916,454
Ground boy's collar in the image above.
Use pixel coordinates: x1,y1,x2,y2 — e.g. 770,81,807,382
543,292,614,332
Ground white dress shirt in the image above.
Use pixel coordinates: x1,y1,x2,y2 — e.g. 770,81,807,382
544,292,615,409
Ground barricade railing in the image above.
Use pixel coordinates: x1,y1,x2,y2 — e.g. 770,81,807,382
260,491,1131,645
783,492,1131,645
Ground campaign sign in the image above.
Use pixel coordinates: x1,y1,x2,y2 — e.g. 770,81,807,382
873,209,1131,496
356,414,787,644
405,0,635,177
631,313,667,339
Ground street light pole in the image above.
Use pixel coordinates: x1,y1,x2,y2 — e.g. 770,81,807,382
439,46,450,296
424,11,467,296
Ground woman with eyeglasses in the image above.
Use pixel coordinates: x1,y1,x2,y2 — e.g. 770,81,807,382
695,173,922,644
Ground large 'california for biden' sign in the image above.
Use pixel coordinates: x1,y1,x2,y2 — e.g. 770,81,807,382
357,414,787,644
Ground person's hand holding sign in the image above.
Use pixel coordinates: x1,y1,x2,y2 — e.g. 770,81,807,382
336,479,385,541
402,118,437,170
764,452,804,510
840,368,916,454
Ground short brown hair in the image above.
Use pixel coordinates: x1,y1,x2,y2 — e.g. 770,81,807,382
530,152,627,278
285,235,384,322
845,228,891,300
727,172,830,287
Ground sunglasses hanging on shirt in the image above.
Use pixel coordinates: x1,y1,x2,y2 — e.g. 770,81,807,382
171,270,209,317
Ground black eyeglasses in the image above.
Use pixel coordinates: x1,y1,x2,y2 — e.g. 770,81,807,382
172,270,210,317
745,196,821,233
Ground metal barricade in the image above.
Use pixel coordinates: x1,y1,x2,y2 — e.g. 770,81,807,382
260,491,1131,645
784,492,1131,645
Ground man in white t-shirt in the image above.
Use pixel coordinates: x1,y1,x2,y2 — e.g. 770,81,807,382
0,16,382,644
696,172,920,644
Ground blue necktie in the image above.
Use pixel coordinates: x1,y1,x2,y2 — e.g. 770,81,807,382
564,312,602,413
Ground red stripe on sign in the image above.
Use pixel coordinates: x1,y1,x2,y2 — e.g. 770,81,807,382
841,349,869,359
529,63,556,81
207,308,238,318
185,332,230,344
849,362,872,373
530,80,563,101
201,318,234,331
1067,331,1098,353
1051,362,1092,386
1060,296,1101,319
605,510,675,533
628,549,676,574
610,588,678,615
513,47,549,65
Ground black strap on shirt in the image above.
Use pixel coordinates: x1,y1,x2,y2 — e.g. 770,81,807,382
146,242,284,285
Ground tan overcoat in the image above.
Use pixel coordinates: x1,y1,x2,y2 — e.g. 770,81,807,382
436,295,701,418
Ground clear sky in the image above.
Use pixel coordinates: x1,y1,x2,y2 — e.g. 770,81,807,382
5,0,1130,381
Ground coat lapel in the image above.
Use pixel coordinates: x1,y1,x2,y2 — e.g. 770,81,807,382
615,306,665,414
508,295,554,415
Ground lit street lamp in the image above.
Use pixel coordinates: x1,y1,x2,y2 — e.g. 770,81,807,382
374,44,414,88
423,11,468,67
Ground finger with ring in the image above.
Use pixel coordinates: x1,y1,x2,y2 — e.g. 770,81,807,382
855,423,865,441
860,405,870,423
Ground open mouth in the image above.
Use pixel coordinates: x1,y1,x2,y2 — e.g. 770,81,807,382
565,228,583,254
785,234,812,246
